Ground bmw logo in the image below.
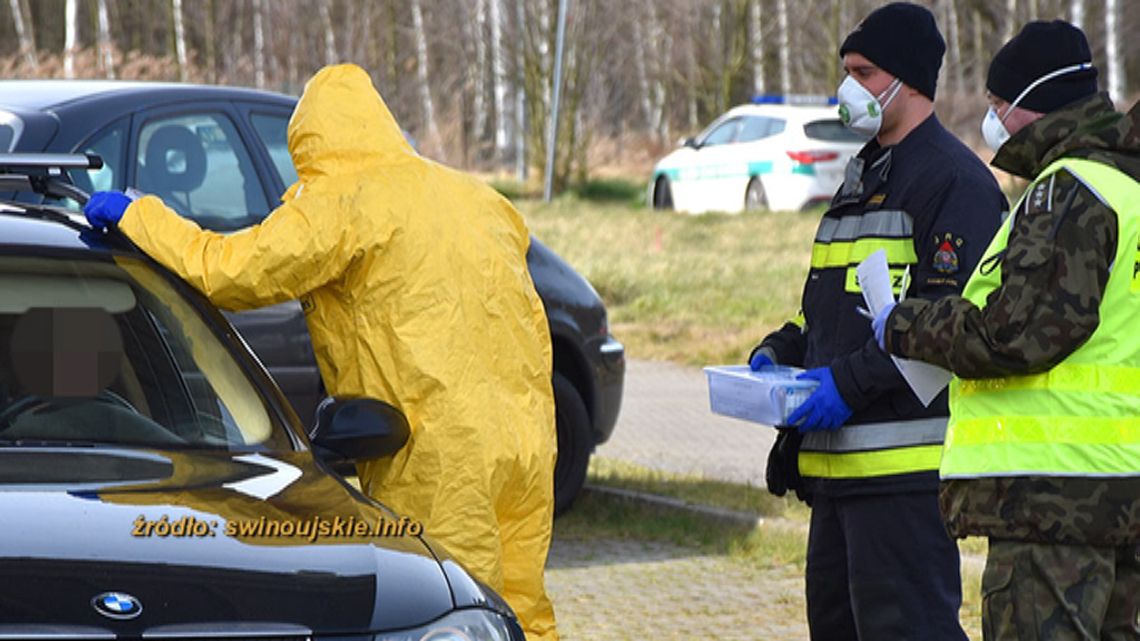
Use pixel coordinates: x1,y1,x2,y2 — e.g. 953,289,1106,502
91,592,143,620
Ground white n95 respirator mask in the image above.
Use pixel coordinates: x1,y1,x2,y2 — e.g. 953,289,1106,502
980,61,1093,153
837,75,902,138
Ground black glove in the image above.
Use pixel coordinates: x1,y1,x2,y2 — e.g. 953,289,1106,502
765,428,808,503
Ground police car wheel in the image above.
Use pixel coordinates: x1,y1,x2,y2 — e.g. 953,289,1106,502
745,177,767,211
652,177,673,210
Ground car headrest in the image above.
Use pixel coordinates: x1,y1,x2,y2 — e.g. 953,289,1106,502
9,308,123,399
141,125,207,194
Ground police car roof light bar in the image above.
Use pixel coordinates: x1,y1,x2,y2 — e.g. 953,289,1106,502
752,94,839,106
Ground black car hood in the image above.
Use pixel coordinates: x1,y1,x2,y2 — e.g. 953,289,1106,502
0,447,455,635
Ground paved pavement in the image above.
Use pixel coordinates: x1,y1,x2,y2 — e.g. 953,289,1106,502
543,359,810,640
594,359,777,487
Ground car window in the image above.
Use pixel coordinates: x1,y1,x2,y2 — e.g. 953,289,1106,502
136,114,269,232
0,256,292,451
249,112,299,189
700,118,742,146
66,119,128,202
804,119,868,143
737,116,787,143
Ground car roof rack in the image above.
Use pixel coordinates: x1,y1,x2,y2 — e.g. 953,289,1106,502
0,153,101,204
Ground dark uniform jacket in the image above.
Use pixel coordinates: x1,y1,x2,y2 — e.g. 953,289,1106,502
885,93,1140,545
759,114,1006,497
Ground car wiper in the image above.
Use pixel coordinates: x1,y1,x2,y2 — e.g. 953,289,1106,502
0,152,100,205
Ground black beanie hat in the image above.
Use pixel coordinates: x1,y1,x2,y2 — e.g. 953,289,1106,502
839,2,945,100
987,21,1098,113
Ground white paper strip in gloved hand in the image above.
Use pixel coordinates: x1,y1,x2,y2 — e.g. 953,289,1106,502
856,249,951,407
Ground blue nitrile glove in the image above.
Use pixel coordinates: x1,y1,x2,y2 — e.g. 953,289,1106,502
84,190,133,230
787,367,852,432
872,301,897,351
749,352,774,371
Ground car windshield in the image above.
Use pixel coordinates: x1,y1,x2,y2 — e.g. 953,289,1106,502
0,255,293,451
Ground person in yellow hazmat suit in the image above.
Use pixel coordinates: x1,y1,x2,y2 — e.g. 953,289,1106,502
82,63,559,641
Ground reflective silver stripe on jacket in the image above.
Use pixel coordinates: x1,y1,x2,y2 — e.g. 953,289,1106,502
800,417,948,453
815,209,913,242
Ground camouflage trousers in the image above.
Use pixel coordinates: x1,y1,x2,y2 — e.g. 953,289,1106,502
982,539,1140,641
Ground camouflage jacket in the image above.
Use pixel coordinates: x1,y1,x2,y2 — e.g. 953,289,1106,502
884,93,1140,545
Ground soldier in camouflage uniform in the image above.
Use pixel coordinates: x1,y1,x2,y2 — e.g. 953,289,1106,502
876,21,1140,641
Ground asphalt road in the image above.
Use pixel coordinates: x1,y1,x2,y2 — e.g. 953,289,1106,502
594,359,777,486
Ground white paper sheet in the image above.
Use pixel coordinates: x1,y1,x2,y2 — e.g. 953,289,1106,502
856,249,952,406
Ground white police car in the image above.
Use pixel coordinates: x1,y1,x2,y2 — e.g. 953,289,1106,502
649,96,868,213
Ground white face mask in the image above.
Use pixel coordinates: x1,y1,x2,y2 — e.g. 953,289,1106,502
981,106,1011,152
979,61,1094,153
837,75,902,138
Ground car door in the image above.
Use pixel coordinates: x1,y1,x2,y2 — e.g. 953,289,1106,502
125,104,322,425
672,116,742,213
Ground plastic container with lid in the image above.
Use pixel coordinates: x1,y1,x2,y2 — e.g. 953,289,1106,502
703,364,819,427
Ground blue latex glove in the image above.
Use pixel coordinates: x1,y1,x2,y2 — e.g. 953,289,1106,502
872,301,897,351
787,367,852,432
84,190,133,230
749,352,774,371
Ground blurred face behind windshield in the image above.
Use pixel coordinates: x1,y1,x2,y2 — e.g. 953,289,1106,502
0,256,291,451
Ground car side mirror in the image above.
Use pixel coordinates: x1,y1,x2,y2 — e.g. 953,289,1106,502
309,397,410,465
680,137,698,149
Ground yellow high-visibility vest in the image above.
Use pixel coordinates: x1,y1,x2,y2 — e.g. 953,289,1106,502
943,158,1140,479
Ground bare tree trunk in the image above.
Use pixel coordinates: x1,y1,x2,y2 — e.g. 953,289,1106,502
1070,0,1085,29
1002,0,1018,42
491,0,509,158
9,0,37,70
319,0,337,65
684,2,702,132
1105,0,1124,104
97,0,115,79
204,0,216,83
777,0,790,95
411,0,441,152
470,0,488,142
634,12,653,129
513,0,526,179
972,8,984,89
647,3,669,141
172,0,188,81
362,0,376,70
64,0,78,78
750,0,765,95
252,0,266,88
1027,0,1038,20
537,0,552,110
942,0,963,94
686,4,699,131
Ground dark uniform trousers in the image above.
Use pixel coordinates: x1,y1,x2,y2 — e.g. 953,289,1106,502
806,491,968,641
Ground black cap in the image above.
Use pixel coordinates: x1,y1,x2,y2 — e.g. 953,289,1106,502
840,2,945,100
987,20,1098,113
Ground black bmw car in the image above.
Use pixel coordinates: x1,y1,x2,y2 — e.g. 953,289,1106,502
0,80,625,514
0,154,523,637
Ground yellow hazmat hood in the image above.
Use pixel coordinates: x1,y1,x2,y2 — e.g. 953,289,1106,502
287,64,415,183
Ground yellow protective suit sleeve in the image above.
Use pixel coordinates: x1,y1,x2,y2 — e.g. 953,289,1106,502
119,193,362,312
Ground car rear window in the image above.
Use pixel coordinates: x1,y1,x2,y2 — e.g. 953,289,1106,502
804,119,868,143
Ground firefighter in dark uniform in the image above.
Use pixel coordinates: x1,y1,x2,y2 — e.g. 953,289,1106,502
748,4,1007,639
